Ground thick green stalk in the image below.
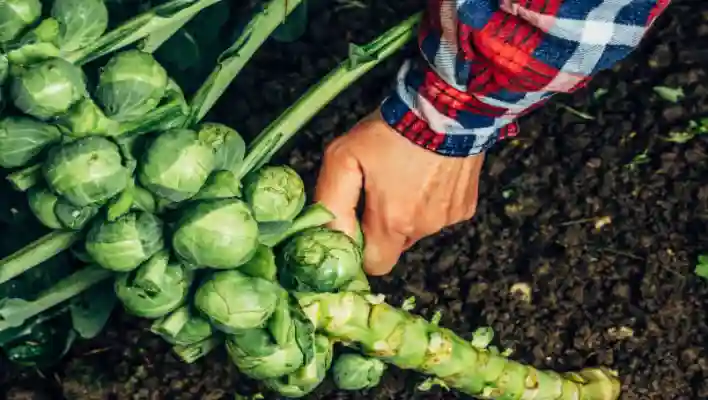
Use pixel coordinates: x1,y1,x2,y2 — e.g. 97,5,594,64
0,265,113,331
187,0,304,124
235,13,421,179
0,231,81,285
296,292,621,400
65,0,222,66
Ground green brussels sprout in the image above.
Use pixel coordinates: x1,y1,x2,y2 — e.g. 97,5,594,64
225,289,315,380
332,353,387,390
194,270,280,333
263,335,333,398
28,186,98,230
96,50,168,121
239,244,277,281
172,198,259,269
243,165,305,222
115,250,193,319
197,122,246,171
0,0,42,43
226,328,306,380
11,57,88,120
151,305,213,346
85,211,164,272
0,116,62,168
138,128,218,202
51,0,109,53
280,227,364,292
43,136,130,207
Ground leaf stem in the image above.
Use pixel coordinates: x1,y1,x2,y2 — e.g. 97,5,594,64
6,163,42,192
173,335,223,363
65,0,223,66
187,0,305,124
151,305,191,338
0,265,113,331
0,231,82,285
236,13,421,179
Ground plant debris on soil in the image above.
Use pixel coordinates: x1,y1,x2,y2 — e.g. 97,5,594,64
3,0,708,399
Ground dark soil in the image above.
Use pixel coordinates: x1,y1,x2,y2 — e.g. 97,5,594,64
4,0,708,399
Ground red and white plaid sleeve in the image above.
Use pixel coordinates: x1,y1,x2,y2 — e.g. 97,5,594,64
380,0,671,157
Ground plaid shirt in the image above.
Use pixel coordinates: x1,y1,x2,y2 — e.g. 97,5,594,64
380,0,671,157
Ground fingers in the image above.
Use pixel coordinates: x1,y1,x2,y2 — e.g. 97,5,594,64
360,205,408,276
314,140,363,240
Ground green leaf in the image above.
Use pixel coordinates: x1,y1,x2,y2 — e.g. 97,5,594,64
69,280,118,339
2,311,77,368
695,255,708,279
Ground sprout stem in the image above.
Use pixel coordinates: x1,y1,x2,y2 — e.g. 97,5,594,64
0,265,113,331
0,231,82,285
66,0,223,66
173,335,223,363
188,0,305,124
6,163,42,192
235,13,421,179
297,292,622,400
151,305,191,338
260,203,335,246
133,250,170,295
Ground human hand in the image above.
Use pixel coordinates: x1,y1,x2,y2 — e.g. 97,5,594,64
315,111,484,276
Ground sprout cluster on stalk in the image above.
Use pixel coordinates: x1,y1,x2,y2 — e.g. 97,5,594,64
0,6,623,400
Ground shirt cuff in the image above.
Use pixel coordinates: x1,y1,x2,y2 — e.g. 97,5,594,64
380,59,521,157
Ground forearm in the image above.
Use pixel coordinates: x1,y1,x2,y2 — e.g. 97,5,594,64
381,0,672,157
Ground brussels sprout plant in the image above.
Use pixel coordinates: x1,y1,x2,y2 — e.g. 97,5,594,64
0,5,622,400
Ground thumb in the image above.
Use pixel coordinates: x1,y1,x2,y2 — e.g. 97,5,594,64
360,208,407,276
314,143,363,240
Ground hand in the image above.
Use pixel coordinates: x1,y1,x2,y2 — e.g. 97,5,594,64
315,111,484,276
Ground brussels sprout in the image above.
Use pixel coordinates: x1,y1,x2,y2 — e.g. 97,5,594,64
332,353,387,390
51,0,109,53
85,211,164,272
138,129,217,202
226,328,306,380
197,122,246,171
239,244,277,281
43,136,130,207
28,186,99,230
244,165,305,222
172,198,259,269
151,305,213,346
11,58,88,120
0,116,62,168
96,50,168,121
263,335,333,398
0,0,42,43
280,227,363,292
194,270,280,333
225,288,315,380
115,250,193,319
